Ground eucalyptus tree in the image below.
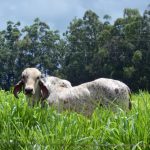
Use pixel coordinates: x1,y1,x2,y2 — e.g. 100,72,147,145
0,21,21,89
63,10,104,85
16,18,63,76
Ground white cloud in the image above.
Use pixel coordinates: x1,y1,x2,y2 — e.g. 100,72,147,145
0,0,149,33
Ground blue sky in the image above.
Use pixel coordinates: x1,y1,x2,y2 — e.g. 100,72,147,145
0,0,149,33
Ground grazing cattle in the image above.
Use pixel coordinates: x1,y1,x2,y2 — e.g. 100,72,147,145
14,68,132,116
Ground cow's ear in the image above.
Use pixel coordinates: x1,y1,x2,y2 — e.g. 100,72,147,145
39,79,49,100
13,80,24,98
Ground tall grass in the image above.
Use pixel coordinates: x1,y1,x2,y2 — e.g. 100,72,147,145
0,90,150,150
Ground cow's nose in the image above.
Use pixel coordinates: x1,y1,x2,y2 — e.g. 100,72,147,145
25,88,33,94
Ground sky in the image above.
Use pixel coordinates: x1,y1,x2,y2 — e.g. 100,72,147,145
0,0,149,34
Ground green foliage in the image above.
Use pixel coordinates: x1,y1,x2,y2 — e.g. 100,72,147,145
0,18,63,89
132,50,142,64
123,66,135,78
62,5,150,90
0,4,150,91
1,90,150,149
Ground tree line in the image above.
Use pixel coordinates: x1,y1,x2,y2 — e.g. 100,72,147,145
0,5,150,91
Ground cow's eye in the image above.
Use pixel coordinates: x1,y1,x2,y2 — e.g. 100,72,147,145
37,76,40,80
22,75,25,79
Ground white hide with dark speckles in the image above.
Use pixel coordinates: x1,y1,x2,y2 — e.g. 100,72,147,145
45,78,131,116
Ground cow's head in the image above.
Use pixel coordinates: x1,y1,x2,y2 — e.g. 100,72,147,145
13,68,49,100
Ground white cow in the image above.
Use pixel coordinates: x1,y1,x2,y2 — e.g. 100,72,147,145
14,68,132,116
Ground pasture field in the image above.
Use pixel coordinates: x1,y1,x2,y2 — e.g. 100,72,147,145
0,90,150,150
